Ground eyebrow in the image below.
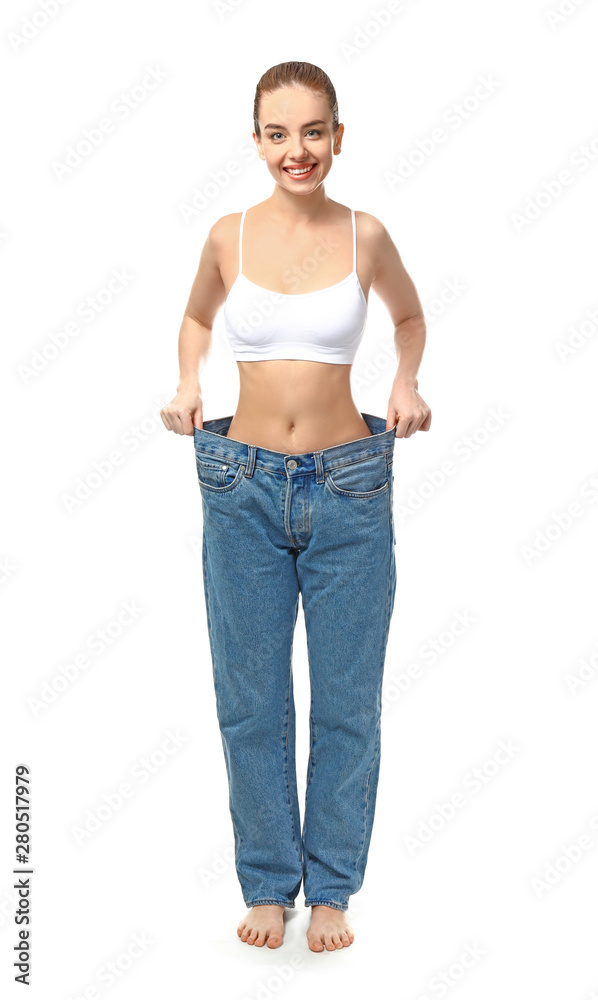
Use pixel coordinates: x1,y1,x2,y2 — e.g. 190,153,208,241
263,120,327,130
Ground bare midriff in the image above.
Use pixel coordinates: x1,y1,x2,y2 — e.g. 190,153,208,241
226,359,373,453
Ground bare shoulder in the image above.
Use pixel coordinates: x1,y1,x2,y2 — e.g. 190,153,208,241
354,211,396,276
354,210,394,246
207,211,242,250
353,210,387,238
199,212,244,278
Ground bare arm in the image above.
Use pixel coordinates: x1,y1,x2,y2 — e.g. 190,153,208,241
160,219,229,436
369,217,432,437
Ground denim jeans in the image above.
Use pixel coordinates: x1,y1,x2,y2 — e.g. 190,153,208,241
194,412,397,912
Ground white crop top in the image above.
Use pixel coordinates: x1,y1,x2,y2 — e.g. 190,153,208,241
223,207,368,364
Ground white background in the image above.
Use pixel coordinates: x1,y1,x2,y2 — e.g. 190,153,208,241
2,0,598,996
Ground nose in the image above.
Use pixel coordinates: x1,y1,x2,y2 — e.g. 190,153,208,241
288,135,310,160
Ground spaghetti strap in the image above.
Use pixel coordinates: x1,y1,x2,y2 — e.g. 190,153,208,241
351,208,356,273
238,209,247,275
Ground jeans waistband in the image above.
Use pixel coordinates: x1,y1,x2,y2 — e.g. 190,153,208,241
193,412,396,478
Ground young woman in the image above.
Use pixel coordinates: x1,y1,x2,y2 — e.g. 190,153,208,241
161,61,431,953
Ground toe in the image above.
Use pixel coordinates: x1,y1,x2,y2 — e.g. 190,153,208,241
266,932,282,949
339,931,351,946
331,933,343,949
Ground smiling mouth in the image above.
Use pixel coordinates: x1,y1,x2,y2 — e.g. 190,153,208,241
283,164,317,176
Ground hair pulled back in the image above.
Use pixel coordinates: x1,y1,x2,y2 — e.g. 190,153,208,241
253,61,339,140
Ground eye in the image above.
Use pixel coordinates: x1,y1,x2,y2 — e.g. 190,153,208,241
267,129,322,141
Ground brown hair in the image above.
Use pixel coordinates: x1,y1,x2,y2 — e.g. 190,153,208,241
253,61,339,141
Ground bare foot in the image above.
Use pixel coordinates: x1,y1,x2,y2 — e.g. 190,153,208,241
237,904,285,948
306,904,354,951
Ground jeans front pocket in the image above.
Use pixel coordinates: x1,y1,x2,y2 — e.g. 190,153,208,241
325,453,390,499
195,450,246,493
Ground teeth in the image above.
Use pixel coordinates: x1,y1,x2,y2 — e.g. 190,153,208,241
286,165,314,174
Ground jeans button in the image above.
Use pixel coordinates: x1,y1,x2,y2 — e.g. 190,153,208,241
287,459,297,469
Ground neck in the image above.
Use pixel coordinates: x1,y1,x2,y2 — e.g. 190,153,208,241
265,187,334,225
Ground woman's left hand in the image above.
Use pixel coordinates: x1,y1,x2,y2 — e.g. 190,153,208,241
386,381,432,438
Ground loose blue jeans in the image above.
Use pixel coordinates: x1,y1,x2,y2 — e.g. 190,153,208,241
194,412,397,912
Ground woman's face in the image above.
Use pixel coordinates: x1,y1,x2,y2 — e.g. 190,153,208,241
254,86,343,193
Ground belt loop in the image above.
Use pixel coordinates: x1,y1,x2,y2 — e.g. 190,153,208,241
244,444,256,478
314,451,325,483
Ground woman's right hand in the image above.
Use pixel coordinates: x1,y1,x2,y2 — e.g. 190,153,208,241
160,381,203,436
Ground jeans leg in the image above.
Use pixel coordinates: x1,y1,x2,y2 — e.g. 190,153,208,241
296,475,396,910
201,479,304,909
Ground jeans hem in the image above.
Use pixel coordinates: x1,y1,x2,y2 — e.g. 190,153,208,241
244,898,296,909
304,899,348,911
